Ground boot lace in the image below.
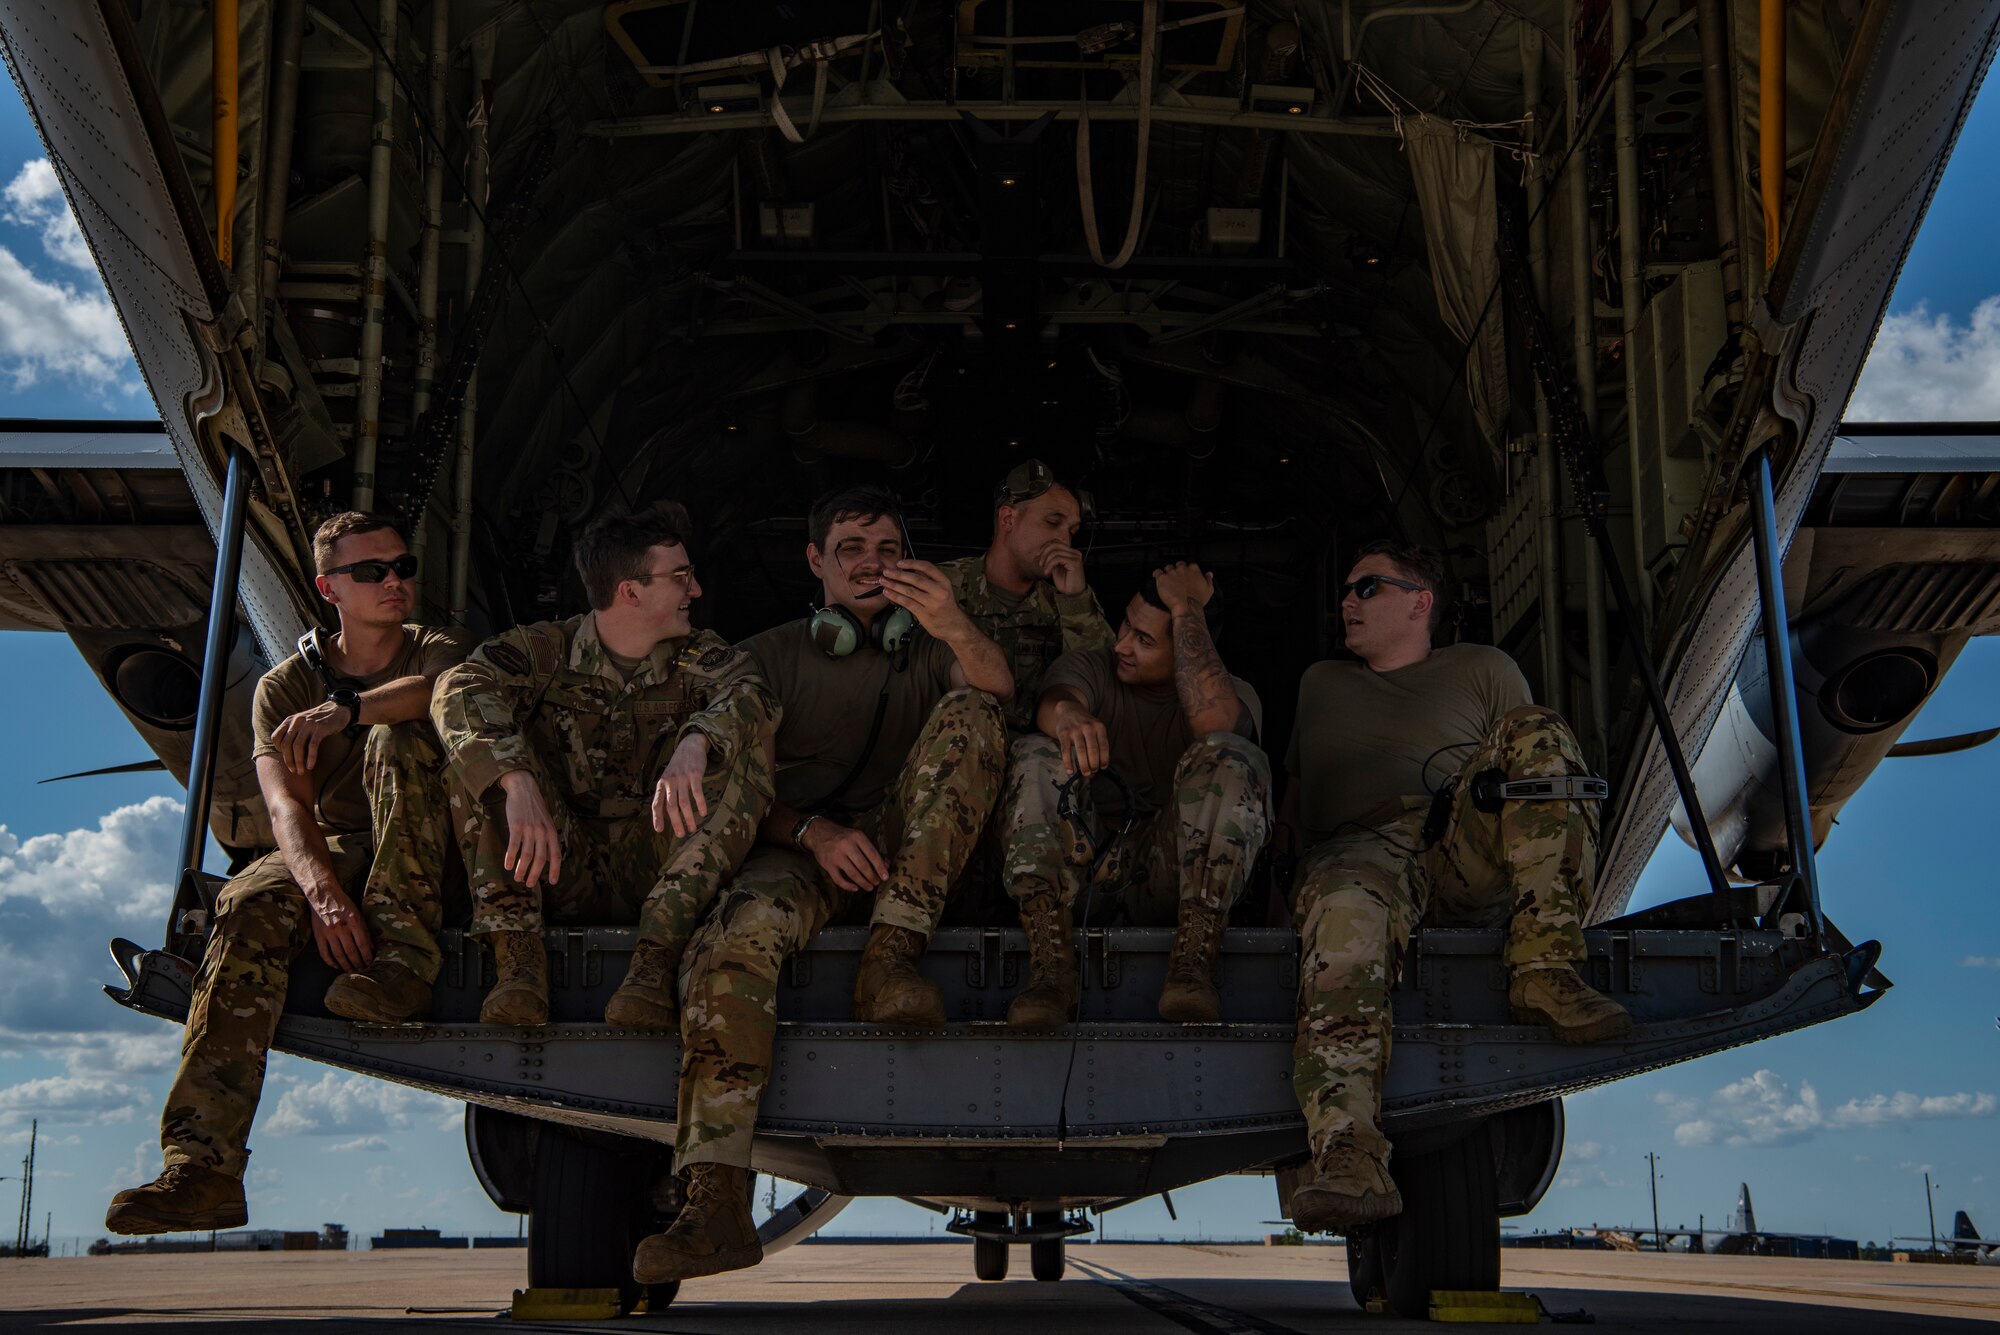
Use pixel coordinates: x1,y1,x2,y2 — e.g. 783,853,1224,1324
1167,907,1221,980
1022,899,1070,982
625,942,670,991
685,1165,737,1211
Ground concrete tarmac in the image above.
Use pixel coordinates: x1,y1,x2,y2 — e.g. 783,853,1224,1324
3,1243,1996,1332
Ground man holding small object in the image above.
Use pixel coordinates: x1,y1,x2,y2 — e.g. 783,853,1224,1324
1280,539,1630,1233
1000,561,1270,1029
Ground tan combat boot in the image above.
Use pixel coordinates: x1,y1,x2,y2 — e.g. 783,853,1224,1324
1157,899,1226,1023
1509,965,1633,1044
1006,893,1078,1031
480,930,548,1026
604,940,679,1031
1289,1142,1403,1234
105,1164,248,1235
324,960,432,1024
631,1163,763,1283
852,924,946,1027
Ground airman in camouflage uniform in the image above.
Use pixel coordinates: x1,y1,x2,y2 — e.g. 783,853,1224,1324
1284,541,1628,1235
433,613,776,1027
937,457,1112,737
634,484,1011,1285
109,514,465,1236
1001,565,1270,1028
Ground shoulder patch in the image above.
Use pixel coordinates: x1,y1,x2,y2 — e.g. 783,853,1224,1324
483,641,531,677
697,646,731,670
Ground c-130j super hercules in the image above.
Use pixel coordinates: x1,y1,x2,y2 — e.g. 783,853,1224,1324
3,0,1998,1316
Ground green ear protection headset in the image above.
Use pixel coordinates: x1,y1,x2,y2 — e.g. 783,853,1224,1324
809,601,917,658
808,506,919,659
995,457,1096,523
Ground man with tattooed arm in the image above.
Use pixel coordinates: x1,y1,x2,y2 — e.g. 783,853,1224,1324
999,561,1272,1027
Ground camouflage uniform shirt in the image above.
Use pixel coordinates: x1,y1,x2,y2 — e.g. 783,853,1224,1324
938,555,1112,735
433,613,778,819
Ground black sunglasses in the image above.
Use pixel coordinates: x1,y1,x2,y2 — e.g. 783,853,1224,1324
323,554,418,583
1340,574,1426,601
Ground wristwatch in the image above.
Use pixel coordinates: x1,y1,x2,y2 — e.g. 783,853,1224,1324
330,686,364,736
791,812,821,847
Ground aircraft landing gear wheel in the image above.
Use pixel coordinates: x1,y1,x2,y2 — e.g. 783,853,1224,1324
1345,1225,1385,1310
973,1211,1009,1280
528,1129,679,1313
1030,1211,1065,1280
1376,1121,1500,1318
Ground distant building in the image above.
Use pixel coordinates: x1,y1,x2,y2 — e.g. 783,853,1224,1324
472,1236,529,1249
371,1228,469,1250
90,1227,335,1256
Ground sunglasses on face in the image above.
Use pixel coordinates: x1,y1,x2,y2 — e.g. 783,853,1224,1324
1340,574,1426,601
323,554,418,583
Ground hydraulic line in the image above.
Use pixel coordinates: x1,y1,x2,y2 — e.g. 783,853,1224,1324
212,0,238,269
1495,192,1732,901
1759,0,1785,266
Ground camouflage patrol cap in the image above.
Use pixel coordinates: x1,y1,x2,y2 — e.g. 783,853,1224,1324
995,458,1095,522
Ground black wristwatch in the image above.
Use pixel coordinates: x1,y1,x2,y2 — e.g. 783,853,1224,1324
791,812,822,847
329,687,364,737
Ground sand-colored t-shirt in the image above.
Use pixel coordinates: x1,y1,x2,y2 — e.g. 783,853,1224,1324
251,624,467,834
741,618,957,814
1042,647,1261,817
1285,643,1530,842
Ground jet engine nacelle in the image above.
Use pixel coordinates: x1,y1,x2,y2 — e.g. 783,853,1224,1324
1674,621,1966,879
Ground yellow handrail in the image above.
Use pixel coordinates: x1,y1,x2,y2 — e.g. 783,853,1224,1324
213,0,238,267
1759,0,1785,267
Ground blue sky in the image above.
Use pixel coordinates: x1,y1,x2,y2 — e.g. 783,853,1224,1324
0,59,1996,1257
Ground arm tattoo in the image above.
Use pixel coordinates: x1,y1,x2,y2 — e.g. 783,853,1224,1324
1171,607,1247,736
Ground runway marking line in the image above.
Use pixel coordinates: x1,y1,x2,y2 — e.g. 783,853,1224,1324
1068,1254,1314,1335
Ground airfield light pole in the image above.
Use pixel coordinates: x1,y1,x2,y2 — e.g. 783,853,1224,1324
1926,1172,1941,1253
1647,1152,1662,1251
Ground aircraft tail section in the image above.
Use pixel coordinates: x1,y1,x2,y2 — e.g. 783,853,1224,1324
1734,1183,1757,1236
1955,1210,1979,1242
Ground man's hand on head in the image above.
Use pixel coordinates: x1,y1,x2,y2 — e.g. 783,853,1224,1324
270,700,358,776
1040,543,1088,596
1152,562,1214,615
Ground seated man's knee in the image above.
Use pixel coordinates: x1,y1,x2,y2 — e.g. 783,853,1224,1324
707,886,812,974
936,687,1006,758
1180,732,1271,782
1495,704,1574,747
1010,733,1063,771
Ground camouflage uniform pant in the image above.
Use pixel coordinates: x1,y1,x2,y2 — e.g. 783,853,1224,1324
673,687,1005,1170
159,835,374,1177
361,722,452,983
1292,705,1594,1164
1000,733,1272,923
443,737,773,960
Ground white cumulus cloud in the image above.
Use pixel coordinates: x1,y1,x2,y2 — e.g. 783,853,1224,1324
0,245,135,392
1670,1069,1997,1147
1830,1091,1997,1126
2,158,94,271
263,1070,456,1137
325,1134,391,1153
0,796,184,1049
1849,297,2000,421
0,1073,141,1126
